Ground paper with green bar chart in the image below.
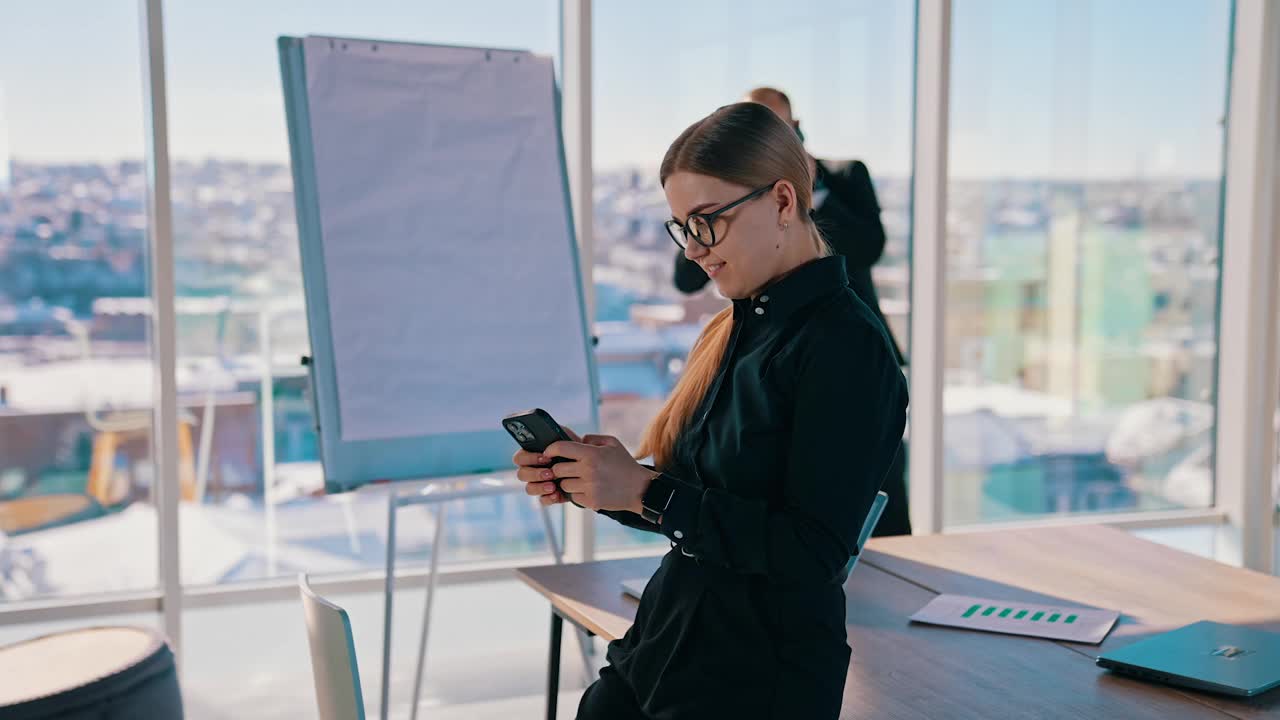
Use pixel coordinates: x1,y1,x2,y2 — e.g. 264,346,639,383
909,594,1119,644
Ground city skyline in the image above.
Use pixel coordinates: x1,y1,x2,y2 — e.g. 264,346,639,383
0,157,1229,525
0,1,1231,179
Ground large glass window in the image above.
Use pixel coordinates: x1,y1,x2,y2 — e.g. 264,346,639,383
162,1,560,585
0,3,157,602
592,0,916,548
943,0,1232,525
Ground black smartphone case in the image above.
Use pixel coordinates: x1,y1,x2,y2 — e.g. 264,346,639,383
502,409,584,508
502,408,571,455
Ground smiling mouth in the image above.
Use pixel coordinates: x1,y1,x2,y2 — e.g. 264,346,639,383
703,261,725,278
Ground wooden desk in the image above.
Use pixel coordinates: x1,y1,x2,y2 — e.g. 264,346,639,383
862,524,1280,719
517,526,1280,719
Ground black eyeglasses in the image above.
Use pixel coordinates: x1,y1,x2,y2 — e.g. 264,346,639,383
664,180,778,250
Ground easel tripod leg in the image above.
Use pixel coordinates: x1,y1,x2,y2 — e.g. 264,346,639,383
380,489,399,720
409,502,447,720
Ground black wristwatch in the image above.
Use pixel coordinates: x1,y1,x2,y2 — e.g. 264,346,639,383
640,471,677,525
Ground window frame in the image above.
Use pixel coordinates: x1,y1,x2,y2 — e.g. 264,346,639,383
1,0,1275,663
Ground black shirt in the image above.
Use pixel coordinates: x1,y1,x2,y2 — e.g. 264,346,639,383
600,256,908,719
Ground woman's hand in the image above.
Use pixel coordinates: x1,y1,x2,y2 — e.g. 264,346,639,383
543,434,655,513
514,428,656,511
513,426,581,507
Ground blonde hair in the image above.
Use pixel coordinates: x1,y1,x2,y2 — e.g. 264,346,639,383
637,103,828,469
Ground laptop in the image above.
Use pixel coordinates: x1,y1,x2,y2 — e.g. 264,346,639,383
1096,621,1280,697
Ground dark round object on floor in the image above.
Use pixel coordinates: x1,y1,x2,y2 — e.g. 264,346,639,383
0,625,183,719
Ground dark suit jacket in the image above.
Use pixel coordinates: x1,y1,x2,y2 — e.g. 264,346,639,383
673,158,906,365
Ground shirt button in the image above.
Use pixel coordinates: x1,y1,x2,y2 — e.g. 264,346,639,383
760,295,770,303
754,307,765,316
673,530,684,539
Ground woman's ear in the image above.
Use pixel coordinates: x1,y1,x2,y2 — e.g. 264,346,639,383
773,180,799,226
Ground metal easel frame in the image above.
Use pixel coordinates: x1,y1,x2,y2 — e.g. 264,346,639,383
377,476,596,720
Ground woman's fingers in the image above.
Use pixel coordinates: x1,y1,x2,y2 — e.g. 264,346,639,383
581,434,622,448
517,466,554,484
523,480,559,497
511,429,596,508
513,448,547,467
543,440,591,461
540,489,569,506
548,459,583,480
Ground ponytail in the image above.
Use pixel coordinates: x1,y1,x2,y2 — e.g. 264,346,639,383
636,306,733,469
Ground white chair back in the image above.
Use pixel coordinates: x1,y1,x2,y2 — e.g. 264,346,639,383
299,573,366,720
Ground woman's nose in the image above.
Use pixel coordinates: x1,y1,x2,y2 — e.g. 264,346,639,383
684,240,709,261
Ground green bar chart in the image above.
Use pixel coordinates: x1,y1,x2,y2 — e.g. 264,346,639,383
909,594,1120,644
956,605,1076,623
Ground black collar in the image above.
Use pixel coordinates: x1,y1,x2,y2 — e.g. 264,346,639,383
733,256,849,324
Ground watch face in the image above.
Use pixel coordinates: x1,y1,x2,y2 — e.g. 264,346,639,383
643,474,675,514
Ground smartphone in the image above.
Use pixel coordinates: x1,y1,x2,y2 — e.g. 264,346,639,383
502,408,583,507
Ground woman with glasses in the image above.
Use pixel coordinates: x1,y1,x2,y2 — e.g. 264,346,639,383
678,87,913,539
513,102,907,719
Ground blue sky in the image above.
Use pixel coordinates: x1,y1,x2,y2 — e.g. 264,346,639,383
0,0,1232,179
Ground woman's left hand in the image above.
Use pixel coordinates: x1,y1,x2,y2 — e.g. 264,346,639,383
543,435,655,513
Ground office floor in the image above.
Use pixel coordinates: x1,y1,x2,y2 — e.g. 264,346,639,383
181,579,594,719
0,525,1274,719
